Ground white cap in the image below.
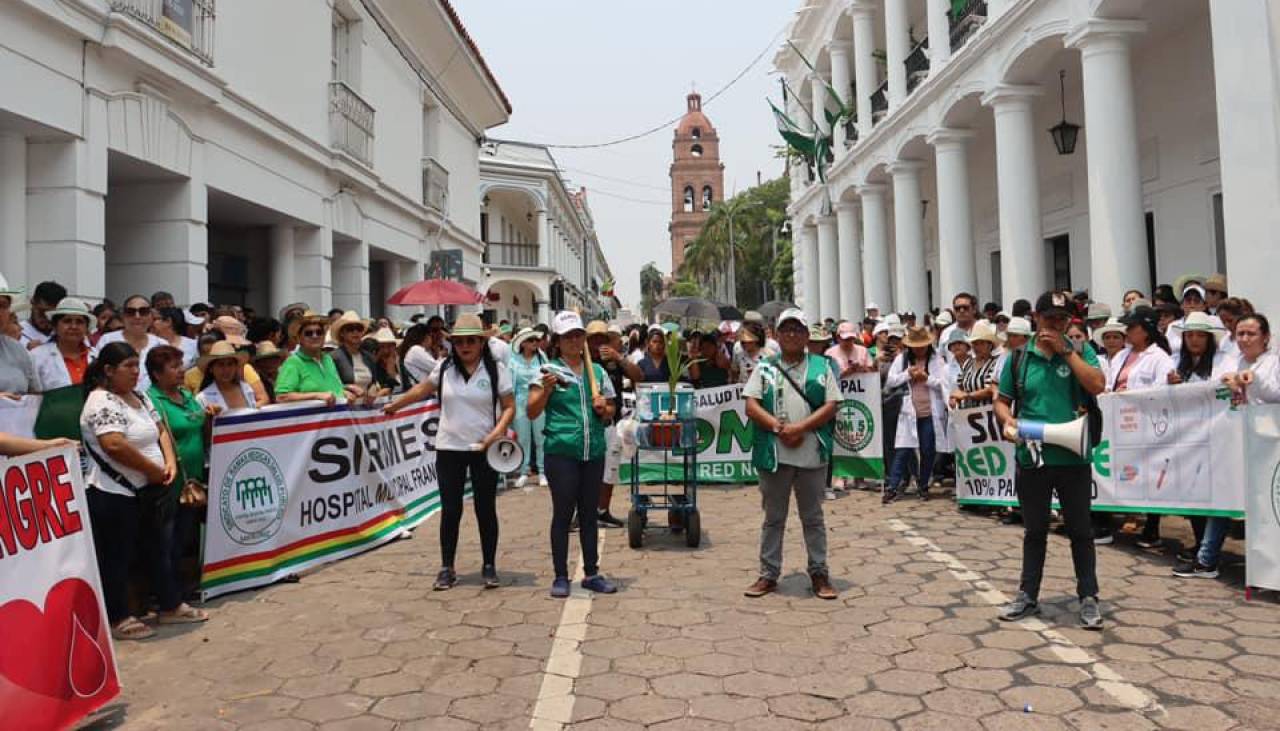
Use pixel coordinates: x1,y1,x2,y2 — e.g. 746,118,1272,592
934,310,954,327
883,313,902,327
776,307,809,330
183,307,206,326
552,311,585,335
865,302,881,312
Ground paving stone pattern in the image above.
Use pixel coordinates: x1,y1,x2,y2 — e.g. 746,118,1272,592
101,484,1280,729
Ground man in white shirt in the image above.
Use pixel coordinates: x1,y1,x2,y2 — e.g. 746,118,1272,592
939,292,979,365
20,280,67,349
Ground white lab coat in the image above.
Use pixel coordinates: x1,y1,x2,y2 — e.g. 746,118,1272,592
31,341,96,392
886,352,952,453
1104,345,1175,392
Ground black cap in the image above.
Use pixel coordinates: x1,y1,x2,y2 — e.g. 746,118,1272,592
1121,305,1160,328
1034,291,1071,317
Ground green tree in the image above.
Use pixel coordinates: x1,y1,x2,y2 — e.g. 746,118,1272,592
679,177,792,309
639,261,665,321
670,277,704,297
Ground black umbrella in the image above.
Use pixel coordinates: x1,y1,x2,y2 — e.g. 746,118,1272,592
654,297,721,330
757,300,797,324
715,303,743,321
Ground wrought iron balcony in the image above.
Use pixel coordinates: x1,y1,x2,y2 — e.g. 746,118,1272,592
843,118,859,148
906,39,931,94
483,241,539,268
329,81,375,166
422,158,449,214
949,0,988,52
870,81,889,125
109,0,216,66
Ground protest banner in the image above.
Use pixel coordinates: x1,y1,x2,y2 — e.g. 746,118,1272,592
201,401,443,599
620,374,883,484
1245,404,1280,592
0,446,120,730
952,382,1246,517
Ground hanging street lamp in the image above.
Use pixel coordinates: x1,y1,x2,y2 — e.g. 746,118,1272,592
1049,69,1081,155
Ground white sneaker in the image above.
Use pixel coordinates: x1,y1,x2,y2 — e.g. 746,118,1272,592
825,488,837,501
515,474,529,489
538,474,549,488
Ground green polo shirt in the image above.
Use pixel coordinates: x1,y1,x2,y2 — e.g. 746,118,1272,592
275,350,345,400
998,343,1100,467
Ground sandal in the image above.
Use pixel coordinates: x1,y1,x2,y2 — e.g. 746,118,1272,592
112,616,156,640
157,602,209,625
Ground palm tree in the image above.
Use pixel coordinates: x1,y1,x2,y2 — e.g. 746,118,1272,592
639,262,665,321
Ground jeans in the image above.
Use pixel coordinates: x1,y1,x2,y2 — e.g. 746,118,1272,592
1016,464,1099,601
89,489,140,623
546,454,604,578
757,464,829,580
435,450,500,568
887,417,936,490
1197,517,1232,567
513,405,546,474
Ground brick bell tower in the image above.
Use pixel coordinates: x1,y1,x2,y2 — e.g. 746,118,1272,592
669,92,725,275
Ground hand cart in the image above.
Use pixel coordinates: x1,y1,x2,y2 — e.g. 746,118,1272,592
627,416,701,548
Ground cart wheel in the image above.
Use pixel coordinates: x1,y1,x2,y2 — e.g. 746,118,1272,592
628,509,644,549
684,509,701,548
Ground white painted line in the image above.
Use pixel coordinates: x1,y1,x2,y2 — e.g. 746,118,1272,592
529,533,605,730
886,518,1167,717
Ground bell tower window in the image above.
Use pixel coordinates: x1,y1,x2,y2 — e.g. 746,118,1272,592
702,186,713,211
683,186,694,213
691,127,701,140
690,144,703,158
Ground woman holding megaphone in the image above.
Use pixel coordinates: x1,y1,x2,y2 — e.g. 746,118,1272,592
384,314,514,591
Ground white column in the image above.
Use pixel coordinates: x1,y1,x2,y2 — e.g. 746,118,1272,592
810,75,831,138
332,239,369,313
817,215,840,320
928,128,978,300
0,134,27,285
295,226,333,312
1209,0,1280,318
829,41,853,151
103,175,209,305
885,0,910,108
835,201,864,320
801,225,821,323
851,1,877,140
269,225,296,317
928,0,952,68
988,0,1012,19
890,161,928,317
535,209,549,268
983,85,1047,305
859,184,893,313
1067,21,1149,308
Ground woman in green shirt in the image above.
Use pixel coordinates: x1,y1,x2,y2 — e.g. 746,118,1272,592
276,311,350,405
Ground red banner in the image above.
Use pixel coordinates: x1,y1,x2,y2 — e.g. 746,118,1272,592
0,447,120,730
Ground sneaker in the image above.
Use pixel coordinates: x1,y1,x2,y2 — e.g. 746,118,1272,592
515,474,530,489
810,572,838,600
743,577,778,598
482,564,500,589
538,474,549,488
550,576,571,598
918,487,930,502
1079,596,1104,630
581,575,618,594
825,488,837,501
1000,511,1023,525
597,511,624,528
998,592,1040,622
432,568,457,591
1172,561,1219,579
1135,537,1162,550
1093,533,1114,545
1175,545,1200,563
881,489,898,505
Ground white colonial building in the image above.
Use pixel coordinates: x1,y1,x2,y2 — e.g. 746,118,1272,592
0,0,510,320
779,0,1280,321
479,139,617,324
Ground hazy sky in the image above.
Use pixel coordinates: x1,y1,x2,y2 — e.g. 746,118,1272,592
452,1,799,310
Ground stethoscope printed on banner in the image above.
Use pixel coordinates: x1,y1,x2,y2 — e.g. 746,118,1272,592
1148,406,1170,437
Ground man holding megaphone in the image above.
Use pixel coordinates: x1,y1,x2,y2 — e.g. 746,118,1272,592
993,292,1107,630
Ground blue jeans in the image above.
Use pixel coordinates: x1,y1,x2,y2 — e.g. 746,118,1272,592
514,405,545,474
888,417,935,490
1197,517,1232,567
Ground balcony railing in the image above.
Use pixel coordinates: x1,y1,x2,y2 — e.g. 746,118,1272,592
329,81,375,166
905,39,931,94
483,241,539,268
949,0,989,52
422,158,449,214
843,117,859,148
109,0,216,66
870,81,889,125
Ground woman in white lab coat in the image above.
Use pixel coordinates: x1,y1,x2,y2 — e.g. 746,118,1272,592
883,326,952,504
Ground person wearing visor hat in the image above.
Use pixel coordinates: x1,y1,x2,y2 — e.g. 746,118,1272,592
994,291,1106,630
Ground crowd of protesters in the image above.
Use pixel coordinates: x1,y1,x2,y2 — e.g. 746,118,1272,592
0,266,1275,636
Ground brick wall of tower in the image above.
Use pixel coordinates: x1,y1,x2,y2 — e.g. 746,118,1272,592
669,93,725,276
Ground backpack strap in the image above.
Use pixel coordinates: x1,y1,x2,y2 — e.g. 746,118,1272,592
1011,347,1026,419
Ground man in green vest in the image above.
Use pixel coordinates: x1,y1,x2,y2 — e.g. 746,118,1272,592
742,308,841,600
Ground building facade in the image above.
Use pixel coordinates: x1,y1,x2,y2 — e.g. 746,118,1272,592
479,139,616,324
668,93,725,279
778,0,1280,322
0,0,510,321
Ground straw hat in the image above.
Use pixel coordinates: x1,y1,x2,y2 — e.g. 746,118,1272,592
808,324,830,343
211,315,249,346
450,314,487,337
364,327,399,346
902,326,934,349
1092,317,1126,338
934,310,954,328
1179,311,1227,343
252,341,286,362
329,310,368,342
0,272,23,298
1005,317,1033,337
48,297,95,329
288,310,330,340
585,320,609,337
511,327,540,351
967,321,1001,346
1204,273,1228,294
198,340,249,370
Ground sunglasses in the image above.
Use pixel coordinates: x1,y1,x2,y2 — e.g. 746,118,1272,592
123,307,152,317
301,328,325,337
954,304,973,311
778,326,807,336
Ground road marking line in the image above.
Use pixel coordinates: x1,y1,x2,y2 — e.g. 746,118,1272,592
886,518,1166,716
529,533,604,731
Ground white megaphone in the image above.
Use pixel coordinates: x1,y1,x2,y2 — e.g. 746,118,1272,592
1005,415,1089,457
485,438,525,474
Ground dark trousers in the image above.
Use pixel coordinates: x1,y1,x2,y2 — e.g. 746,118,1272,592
436,450,500,568
138,487,182,613
887,417,936,490
546,454,604,578
89,489,139,623
1016,464,1099,601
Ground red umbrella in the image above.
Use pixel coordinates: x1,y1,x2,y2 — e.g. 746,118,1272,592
386,279,484,306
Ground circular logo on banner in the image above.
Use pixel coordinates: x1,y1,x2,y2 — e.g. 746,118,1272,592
1271,462,1280,528
834,399,875,452
219,447,288,546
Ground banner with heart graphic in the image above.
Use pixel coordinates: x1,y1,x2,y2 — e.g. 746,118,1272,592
0,445,120,730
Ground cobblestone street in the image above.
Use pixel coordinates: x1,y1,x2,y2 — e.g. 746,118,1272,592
105,484,1280,730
